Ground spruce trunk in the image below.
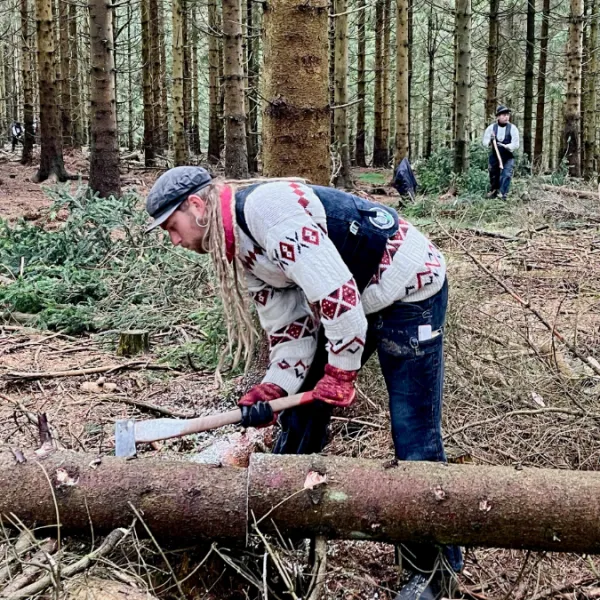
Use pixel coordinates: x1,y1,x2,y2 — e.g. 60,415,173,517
454,0,471,173
395,0,409,163
172,0,187,165
88,0,121,198
484,0,499,122
355,0,367,167
583,0,598,179
262,0,330,184
533,0,550,169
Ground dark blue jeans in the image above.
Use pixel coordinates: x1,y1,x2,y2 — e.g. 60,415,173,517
489,153,514,197
273,280,463,573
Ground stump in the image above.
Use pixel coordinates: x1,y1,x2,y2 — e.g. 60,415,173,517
117,330,149,357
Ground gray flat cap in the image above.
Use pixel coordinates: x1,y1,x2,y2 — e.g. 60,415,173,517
145,166,212,232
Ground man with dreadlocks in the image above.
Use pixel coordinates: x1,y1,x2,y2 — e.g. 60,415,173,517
145,166,462,600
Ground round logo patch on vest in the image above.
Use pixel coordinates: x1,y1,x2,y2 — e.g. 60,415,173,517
368,207,395,230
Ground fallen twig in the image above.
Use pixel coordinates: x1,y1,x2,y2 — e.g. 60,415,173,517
5,361,178,380
99,395,196,419
438,222,600,377
2,528,129,600
0,538,58,595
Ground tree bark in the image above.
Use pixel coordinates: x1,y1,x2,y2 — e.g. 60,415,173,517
381,0,391,164
88,0,121,198
533,0,550,169
159,0,169,150
70,0,82,149
372,0,385,166
141,0,155,166
5,451,600,554
394,0,409,164
222,0,249,178
262,0,330,184
172,0,187,165
425,6,437,159
523,0,535,162
333,0,351,187
355,0,366,167
182,0,192,154
21,0,35,165
246,0,259,172
583,0,598,179
127,1,134,152
191,2,201,155
59,0,72,147
208,0,221,163
149,0,163,155
454,0,471,173
33,0,70,182
485,0,499,122
563,0,584,177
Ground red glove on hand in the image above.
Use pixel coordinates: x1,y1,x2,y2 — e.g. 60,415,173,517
313,364,358,408
238,382,287,407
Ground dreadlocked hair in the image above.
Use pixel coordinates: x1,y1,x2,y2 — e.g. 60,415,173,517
198,176,307,383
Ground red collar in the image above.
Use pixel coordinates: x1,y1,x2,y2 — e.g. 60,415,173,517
219,185,235,263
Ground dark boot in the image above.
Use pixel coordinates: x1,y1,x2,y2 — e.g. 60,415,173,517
486,190,498,199
394,570,456,600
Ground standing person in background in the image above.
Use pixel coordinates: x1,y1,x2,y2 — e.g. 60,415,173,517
482,105,520,200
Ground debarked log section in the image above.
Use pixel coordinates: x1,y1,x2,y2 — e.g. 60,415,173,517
1,450,600,553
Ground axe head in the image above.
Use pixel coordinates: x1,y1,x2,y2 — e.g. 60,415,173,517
115,419,137,458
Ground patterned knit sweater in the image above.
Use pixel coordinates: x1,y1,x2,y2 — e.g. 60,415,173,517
232,181,446,394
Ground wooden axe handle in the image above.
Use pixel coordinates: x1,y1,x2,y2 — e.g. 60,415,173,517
133,391,314,443
493,137,504,170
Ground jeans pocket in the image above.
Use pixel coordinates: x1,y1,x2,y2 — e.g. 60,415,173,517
378,325,442,360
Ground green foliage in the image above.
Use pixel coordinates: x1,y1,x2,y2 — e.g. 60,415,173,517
0,187,228,369
356,171,389,185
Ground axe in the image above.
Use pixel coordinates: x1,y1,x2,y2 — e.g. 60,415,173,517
492,137,504,171
115,391,314,457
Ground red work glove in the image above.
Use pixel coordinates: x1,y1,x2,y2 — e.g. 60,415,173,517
238,382,287,407
313,364,358,408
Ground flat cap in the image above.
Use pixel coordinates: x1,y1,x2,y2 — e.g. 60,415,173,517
145,166,212,232
496,105,511,116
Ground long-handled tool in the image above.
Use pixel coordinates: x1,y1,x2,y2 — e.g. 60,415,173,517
115,391,314,457
492,137,504,171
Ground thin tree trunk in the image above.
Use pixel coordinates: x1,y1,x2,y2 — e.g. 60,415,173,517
159,0,169,150
534,0,550,169
0,45,5,138
88,0,121,198
407,0,413,155
208,0,221,163
6,450,600,554
372,0,385,166
355,0,366,167
21,0,34,165
333,0,351,187
33,0,70,182
425,6,436,159
523,0,535,162
381,0,391,164
172,0,187,165
182,0,192,153
454,0,471,173
485,0,499,121
246,0,259,172
59,0,71,146
563,0,584,177
217,19,225,156
583,0,598,179
262,0,329,184
191,2,200,155
222,0,249,178
141,0,155,165
149,0,162,154
394,0,409,163
127,2,134,151
68,1,82,148
549,96,555,170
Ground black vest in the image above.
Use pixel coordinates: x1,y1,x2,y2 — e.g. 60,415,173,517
493,123,513,160
235,184,399,292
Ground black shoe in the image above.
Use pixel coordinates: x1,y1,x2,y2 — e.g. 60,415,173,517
486,190,498,199
394,570,454,600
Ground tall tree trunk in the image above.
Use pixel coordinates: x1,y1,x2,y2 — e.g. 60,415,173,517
191,2,201,155
533,0,550,169
407,0,413,155
127,1,134,151
217,22,225,155
262,0,329,184
59,0,72,147
222,0,249,177
69,1,82,148
141,0,155,165
355,0,366,167
394,0,409,163
523,0,535,162
372,0,385,166
425,6,436,159
149,0,163,154
583,0,598,179
454,0,471,173
381,0,391,164
333,0,351,187
549,96,555,170
182,0,192,153
246,0,259,172
88,0,121,197
563,0,584,177
208,0,221,163
33,0,70,182
0,45,6,138
21,0,34,165
485,0,499,121
172,0,187,165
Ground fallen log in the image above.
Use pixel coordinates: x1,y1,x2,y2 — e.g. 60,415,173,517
539,183,599,200
2,450,600,553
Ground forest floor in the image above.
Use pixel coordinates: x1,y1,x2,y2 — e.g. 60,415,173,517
1,147,600,599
